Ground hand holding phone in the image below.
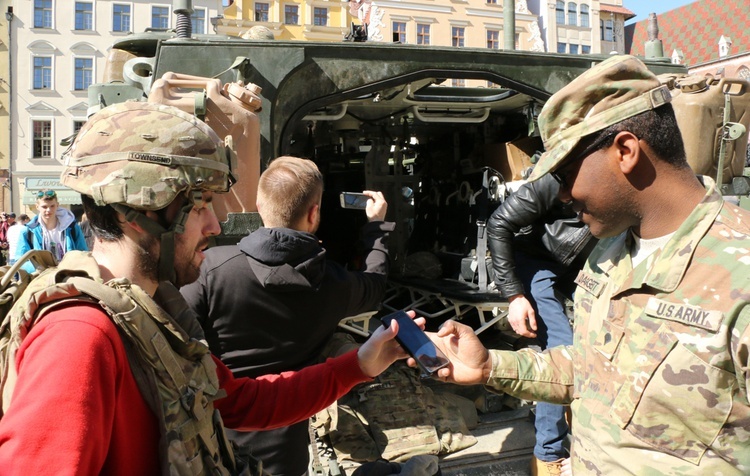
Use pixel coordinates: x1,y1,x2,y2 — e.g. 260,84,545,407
380,311,450,378
340,192,370,209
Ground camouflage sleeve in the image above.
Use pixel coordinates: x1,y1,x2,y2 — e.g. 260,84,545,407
485,345,575,404
734,305,750,405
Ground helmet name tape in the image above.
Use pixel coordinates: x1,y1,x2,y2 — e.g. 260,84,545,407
129,152,173,166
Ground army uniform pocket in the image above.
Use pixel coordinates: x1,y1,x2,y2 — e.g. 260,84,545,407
614,339,734,464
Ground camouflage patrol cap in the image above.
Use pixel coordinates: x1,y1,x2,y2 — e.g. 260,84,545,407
61,101,233,210
529,55,673,181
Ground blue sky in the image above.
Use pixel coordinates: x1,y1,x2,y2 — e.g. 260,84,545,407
625,0,699,24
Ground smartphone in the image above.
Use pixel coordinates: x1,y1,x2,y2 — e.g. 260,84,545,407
340,192,370,209
380,311,450,378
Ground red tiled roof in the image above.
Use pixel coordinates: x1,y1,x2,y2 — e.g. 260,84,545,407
600,4,636,20
625,0,750,66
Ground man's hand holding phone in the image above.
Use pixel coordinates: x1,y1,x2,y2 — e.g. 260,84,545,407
380,310,449,378
410,320,493,385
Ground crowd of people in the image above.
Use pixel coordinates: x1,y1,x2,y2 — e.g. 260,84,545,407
0,54,747,476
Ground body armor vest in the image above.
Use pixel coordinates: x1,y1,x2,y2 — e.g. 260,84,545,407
0,252,263,475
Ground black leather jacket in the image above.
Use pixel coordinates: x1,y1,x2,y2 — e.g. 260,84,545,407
487,173,595,298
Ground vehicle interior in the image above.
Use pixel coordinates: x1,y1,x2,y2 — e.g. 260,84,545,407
280,75,547,334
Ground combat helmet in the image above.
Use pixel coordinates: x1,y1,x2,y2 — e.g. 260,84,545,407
61,101,235,283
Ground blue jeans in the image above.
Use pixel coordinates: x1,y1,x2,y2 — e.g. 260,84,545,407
515,251,575,462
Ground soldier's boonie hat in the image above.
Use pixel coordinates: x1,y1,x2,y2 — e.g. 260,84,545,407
61,101,233,210
529,55,672,181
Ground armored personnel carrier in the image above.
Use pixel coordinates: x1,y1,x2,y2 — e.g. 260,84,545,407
90,22,749,474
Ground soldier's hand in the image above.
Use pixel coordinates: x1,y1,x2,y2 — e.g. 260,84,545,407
363,190,387,222
424,320,492,385
357,310,423,378
507,294,537,338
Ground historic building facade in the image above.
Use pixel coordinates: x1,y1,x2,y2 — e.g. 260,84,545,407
2,0,223,213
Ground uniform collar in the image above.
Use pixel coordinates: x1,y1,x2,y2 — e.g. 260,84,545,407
593,176,723,294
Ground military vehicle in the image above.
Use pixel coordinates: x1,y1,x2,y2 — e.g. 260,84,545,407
89,12,749,474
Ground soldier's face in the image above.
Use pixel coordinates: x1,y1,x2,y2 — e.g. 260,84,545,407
558,141,635,239
172,191,221,287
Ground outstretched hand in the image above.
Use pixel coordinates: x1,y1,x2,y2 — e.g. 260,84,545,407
357,311,425,378
418,320,492,385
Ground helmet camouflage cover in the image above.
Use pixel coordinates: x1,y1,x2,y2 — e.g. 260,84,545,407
61,101,234,210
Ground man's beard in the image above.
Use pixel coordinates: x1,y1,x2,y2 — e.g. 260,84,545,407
136,231,202,287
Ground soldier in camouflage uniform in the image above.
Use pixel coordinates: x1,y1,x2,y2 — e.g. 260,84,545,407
0,101,410,475
426,55,750,475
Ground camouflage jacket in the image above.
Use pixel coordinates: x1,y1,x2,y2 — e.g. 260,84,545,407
486,177,750,474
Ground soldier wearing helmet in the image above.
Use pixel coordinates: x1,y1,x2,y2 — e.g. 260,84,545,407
0,101,414,475
419,55,750,474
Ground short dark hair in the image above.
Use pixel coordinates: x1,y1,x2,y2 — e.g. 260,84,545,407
592,104,688,168
81,195,125,242
82,192,189,242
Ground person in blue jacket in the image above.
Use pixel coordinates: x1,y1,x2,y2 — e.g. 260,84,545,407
14,189,88,269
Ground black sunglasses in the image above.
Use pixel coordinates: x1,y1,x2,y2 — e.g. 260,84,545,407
36,190,57,199
551,131,617,189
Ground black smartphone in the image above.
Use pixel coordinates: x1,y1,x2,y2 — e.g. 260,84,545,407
339,192,370,209
380,311,450,377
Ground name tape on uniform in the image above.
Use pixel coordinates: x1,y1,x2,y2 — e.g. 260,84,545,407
645,297,723,332
575,270,604,298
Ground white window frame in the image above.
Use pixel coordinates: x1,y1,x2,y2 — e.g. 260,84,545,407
191,7,207,34
72,56,95,92
31,54,54,91
74,1,95,31
29,118,55,160
151,4,172,30
33,0,55,30
112,3,133,33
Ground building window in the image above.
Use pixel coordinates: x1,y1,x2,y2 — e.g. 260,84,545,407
74,58,93,91
486,30,499,49
33,56,53,90
192,8,206,33
75,2,93,30
452,27,465,48
313,7,327,26
152,6,170,29
567,3,577,26
284,5,299,25
113,4,131,32
555,1,565,25
33,120,52,158
557,42,566,53
417,24,430,45
73,120,86,133
569,44,578,54
580,4,589,28
487,0,497,3
34,0,53,29
451,79,466,87
602,19,614,41
255,3,269,22
393,21,406,43
582,45,591,54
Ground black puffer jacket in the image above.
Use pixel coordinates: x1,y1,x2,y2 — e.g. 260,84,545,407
180,220,393,476
487,173,595,298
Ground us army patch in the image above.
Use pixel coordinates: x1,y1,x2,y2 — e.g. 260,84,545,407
575,270,603,297
645,297,723,332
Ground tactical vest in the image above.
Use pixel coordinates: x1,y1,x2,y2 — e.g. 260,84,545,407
0,252,262,476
